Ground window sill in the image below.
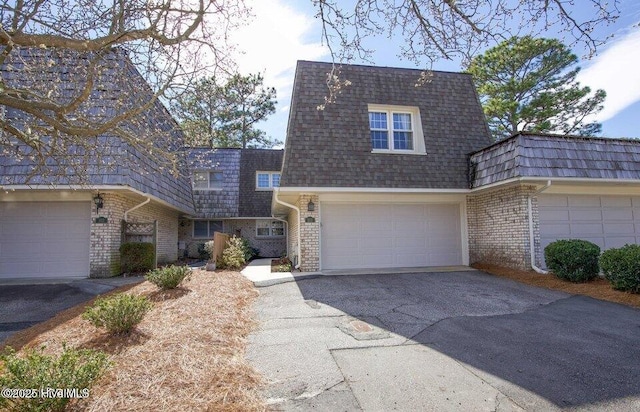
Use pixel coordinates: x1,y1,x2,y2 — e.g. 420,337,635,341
256,235,285,239
255,188,275,191
371,150,428,155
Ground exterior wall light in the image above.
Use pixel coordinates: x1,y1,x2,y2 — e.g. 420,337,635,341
93,193,104,213
307,200,315,212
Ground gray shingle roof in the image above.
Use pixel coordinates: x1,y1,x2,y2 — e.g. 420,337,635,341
239,149,284,217
470,133,640,187
0,48,195,214
281,61,492,189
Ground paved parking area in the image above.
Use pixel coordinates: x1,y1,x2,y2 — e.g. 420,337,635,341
247,270,640,411
0,277,143,344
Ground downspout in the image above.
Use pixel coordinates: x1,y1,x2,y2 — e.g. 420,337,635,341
528,180,552,274
124,197,151,222
271,215,289,262
274,189,301,270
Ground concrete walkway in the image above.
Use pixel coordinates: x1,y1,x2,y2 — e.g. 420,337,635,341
241,258,475,287
247,270,640,411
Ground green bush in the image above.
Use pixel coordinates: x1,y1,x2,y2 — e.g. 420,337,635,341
600,244,640,293
544,239,600,282
239,237,258,261
218,236,247,269
204,240,215,262
83,293,152,334
0,344,110,412
120,242,155,273
145,265,191,289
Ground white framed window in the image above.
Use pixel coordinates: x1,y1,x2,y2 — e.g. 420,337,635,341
193,220,224,238
367,104,426,154
256,171,281,190
193,171,223,190
256,220,284,237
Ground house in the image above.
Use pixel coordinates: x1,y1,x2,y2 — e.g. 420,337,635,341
273,60,640,272
178,148,286,258
0,48,194,279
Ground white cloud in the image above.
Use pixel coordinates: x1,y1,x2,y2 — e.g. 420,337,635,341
228,1,328,139
577,25,640,122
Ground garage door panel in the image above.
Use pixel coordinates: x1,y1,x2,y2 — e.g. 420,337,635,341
321,202,462,270
570,210,602,220
539,209,569,221
539,195,640,268
568,196,601,207
602,209,633,220
0,202,90,279
601,197,632,207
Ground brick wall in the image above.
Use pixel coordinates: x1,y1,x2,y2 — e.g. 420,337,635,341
467,185,537,270
297,194,320,272
90,192,181,277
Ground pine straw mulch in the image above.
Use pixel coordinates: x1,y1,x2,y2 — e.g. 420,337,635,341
473,263,640,309
0,270,265,411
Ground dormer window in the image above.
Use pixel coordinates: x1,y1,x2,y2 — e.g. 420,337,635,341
193,170,223,190
368,104,426,154
256,171,281,190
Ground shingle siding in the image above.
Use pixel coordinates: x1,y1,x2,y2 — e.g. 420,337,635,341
0,48,194,214
239,149,284,217
470,133,640,187
281,61,492,189
187,148,241,218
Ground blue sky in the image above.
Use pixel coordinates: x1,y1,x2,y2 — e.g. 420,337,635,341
230,1,640,142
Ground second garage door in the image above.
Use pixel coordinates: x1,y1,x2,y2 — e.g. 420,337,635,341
0,201,91,279
321,203,462,270
539,195,640,266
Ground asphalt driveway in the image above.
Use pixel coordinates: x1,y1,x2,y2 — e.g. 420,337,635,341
0,277,143,344
247,270,640,411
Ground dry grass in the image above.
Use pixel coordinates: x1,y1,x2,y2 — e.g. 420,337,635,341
1,270,264,411
474,263,640,308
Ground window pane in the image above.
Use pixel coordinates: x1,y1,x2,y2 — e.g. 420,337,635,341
371,130,389,149
257,173,270,188
194,221,208,237
257,227,270,236
369,112,387,129
271,221,284,236
271,173,280,188
393,113,412,131
209,220,223,235
393,131,413,150
209,171,223,189
193,172,208,189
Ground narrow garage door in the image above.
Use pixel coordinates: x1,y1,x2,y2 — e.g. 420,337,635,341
321,203,462,270
539,195,640,266
0,202,91,279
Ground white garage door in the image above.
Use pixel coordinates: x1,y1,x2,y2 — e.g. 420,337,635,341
539,195,640,266
0,202,91,279
321,203,462,270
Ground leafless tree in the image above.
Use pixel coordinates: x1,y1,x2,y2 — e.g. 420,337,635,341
0,0,248,185
313,0,620,103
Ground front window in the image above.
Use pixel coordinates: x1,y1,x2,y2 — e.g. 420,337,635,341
369,110,414,151
193,171,223,190
256,220,284,237
256,172,281,190
193,220,224,238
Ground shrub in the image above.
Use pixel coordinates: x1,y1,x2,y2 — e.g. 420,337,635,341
544,239,600,282
0,345,110,412
218,236,247,269
83,293,152,334
204,240,215,262
239,237,258,261
145,265,191,289
600,244,640,293
120,242,155,273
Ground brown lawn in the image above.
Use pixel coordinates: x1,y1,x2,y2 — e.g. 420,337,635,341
473,263,640,309
1,270,264,411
